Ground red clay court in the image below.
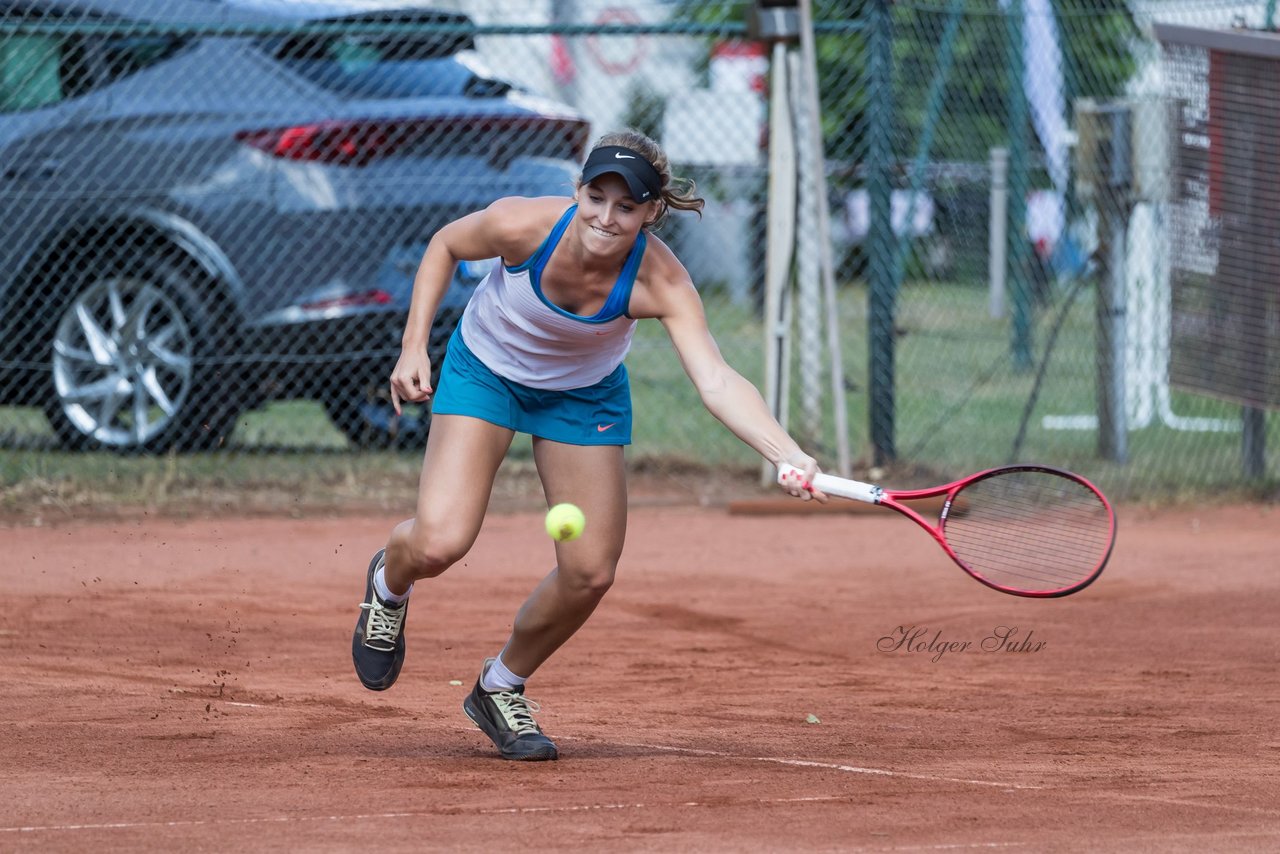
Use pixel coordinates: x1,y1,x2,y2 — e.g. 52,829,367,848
2,493,1279,851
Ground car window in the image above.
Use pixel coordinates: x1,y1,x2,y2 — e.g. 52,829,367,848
101,35,188,85
270,33,514,100
0,35,64,111
0,8,187,114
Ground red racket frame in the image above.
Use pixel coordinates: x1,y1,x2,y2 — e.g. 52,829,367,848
779,464,1117,598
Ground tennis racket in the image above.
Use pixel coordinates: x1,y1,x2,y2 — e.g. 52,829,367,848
778,464,1115,598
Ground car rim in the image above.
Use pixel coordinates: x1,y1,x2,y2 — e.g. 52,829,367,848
52,276,195,448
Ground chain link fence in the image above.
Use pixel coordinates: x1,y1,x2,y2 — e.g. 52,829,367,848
1,0,1276,504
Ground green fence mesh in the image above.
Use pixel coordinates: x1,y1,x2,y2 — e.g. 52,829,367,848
0,0,1275,506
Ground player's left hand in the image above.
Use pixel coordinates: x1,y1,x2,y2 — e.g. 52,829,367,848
779,451,827,502
389,345,434,415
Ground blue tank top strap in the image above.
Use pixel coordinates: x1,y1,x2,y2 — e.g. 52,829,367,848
506,204,577,274
509,202,646,323
598,230,646,320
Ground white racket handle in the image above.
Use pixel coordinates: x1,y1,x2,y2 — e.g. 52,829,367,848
776,464,883,504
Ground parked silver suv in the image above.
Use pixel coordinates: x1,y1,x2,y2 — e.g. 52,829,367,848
0,0,588,450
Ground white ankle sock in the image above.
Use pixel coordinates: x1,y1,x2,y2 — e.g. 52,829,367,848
481,655,526,693
373,565,411,605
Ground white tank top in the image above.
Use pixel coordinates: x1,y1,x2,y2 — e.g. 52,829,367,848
458,205,644,390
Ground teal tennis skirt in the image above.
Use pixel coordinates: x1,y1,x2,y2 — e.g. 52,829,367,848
431,328,632,446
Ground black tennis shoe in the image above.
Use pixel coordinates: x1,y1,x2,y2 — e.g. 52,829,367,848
351,549,408,691
462,659,559,761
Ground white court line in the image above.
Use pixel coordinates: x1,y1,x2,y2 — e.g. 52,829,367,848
9,728,1271,837
884,829,1280,851
1,798,842,834
481,795,842,816
2,814,416,834
1110,793,1280,817
887,844,1028,851
8,810,1278,848
759,757,1039,790
564,735,1280,814
565,736,1042,790
561,736,1280,817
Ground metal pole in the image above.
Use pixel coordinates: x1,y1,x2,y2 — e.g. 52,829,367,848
761,42,798,485
550,0,579,107
868,0,896,466
1096,191,1129,463
893,0,968,297
792,57,823,443
1242,406,1266,479
988,147,1009,318
1006,0,1033,372
1096,107,1130,464
798,0,851,477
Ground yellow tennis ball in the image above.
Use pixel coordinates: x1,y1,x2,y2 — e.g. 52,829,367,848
545,503,586,542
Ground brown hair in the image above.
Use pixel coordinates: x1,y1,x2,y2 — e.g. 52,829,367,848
584,129,705,230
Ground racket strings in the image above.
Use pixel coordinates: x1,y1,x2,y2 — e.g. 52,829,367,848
941,471,1112,594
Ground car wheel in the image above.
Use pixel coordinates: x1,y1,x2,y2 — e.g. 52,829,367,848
322,366,433,450
45,260,240,452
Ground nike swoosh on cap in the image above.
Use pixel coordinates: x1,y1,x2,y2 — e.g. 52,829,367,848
614,152,636,159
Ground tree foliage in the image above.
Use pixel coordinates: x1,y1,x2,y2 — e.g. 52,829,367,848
890,0,1139,163
672,0,1140,166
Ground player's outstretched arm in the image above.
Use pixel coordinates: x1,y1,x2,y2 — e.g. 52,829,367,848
648,262,826,502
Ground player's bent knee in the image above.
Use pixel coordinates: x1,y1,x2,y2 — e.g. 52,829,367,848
404,534,471,579
560,565,617,600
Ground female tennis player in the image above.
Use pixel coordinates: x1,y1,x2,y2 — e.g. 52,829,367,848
351,129,826,761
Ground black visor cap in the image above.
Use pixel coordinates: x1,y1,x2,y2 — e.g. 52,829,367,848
579,146,662,203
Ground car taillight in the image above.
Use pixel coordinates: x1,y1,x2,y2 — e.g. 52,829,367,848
236,117,590,167
236,121,396,166
300,290,393,311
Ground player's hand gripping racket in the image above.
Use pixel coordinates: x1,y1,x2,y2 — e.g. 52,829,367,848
778,464,1115,598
